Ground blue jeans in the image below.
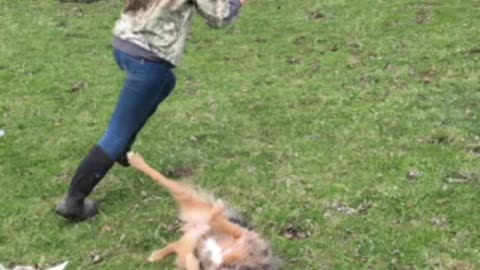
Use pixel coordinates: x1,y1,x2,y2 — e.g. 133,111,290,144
98,49,176,160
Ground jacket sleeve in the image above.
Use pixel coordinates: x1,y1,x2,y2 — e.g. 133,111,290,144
193,0,242,28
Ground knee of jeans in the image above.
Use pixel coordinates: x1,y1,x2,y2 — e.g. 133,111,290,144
99,134,131,160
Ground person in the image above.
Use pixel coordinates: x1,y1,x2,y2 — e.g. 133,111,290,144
56,0,246,222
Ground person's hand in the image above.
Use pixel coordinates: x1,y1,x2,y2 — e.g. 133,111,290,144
240,0,247,5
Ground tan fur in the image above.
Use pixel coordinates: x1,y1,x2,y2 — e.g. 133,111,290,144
127,152,278,270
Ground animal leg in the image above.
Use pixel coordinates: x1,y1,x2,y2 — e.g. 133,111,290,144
223,250,244,265
211,216,245,238
148,243,177,263
209,200,245,238
127,152,211,210
221,232,255,264
185,253,201,270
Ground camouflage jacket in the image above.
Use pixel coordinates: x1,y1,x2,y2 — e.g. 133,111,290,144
113,0,242,66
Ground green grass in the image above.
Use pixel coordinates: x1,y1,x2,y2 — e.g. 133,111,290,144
1,0,479,269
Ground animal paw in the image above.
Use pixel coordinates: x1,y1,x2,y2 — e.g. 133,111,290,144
147,247,172,263
127,151,144,167
147,254,157,263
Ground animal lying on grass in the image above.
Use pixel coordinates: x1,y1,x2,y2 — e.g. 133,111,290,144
127,152,279,270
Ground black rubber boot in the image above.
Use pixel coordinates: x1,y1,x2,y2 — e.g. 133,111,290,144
115,146,131,167
56,145,114,222
55,198,100,222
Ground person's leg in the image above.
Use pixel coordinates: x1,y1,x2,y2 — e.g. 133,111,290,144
56,50,176,221
99,53,176,161
55,145,114,221
115,68,176,166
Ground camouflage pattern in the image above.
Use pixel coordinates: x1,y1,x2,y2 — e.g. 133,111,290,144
113,0,238,66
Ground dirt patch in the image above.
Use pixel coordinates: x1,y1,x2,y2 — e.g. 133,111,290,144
324,199,372,216
165,167,195,178
445,172,477,184
416,7,434,24
309,10,325,21
70,81,87,92
280,224,312,240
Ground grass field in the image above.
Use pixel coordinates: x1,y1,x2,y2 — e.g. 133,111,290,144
1,0,479,269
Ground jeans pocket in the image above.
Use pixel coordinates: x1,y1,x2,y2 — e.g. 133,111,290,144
125,56,147,76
